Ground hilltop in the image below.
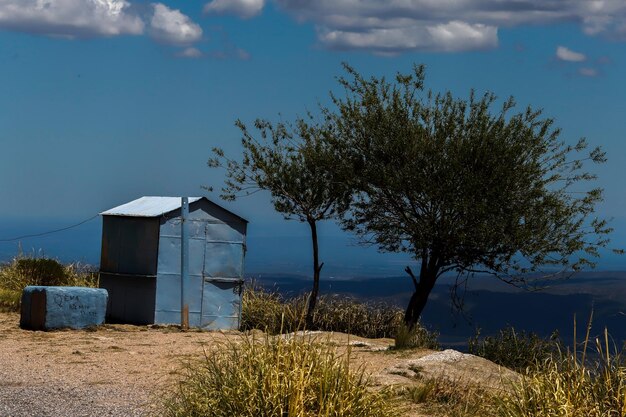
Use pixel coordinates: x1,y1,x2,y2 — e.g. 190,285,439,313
0,312,516,417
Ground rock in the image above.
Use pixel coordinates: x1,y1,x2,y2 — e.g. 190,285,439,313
20,286,108,330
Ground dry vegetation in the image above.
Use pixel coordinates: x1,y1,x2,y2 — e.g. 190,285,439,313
2,259,626,416
0,253,97,311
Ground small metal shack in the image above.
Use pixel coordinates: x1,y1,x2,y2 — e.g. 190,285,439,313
99,196,247,330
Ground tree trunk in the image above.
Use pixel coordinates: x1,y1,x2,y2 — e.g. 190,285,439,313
305,219,323,329
404,263,438,329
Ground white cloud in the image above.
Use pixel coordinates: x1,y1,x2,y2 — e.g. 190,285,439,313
204,0,264,19
579,67,599,77
319,21,497,54
556,46,586,62
150,3,202,45
274,0,626,53
178,47,203,58
0,0,144,38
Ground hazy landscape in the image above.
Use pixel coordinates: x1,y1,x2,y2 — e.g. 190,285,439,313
2,218,625,348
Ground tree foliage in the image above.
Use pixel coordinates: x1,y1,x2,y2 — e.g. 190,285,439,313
328,64,615,326
209,117,350,326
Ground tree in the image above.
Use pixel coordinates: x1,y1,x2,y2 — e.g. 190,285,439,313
209,117,350,327
329,64,616,328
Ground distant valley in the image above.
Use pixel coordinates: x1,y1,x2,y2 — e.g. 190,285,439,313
250,271,626,348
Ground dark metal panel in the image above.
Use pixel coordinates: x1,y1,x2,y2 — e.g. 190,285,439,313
100,216,160,276
99,273,156,324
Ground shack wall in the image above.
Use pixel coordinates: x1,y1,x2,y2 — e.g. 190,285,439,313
154,199,246,329
99,216,160,324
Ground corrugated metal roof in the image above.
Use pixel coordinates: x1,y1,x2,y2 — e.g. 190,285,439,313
101,196,203,217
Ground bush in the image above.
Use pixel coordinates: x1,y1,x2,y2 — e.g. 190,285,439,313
162,333,396,417
468,327,561,372
496,329,626,417
0,254,98,311
0,288,21,312
240,284,306,334
240,285,439,346
393,323,440,350
313,295,404,339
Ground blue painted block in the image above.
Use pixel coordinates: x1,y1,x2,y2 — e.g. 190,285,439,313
20,286,108,330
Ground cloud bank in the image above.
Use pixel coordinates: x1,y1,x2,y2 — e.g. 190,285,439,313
272,0,626,53
0,0,144,37
1,1,626,55
0,0,202,49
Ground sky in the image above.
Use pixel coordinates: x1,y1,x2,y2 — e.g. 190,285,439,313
0,0,626,271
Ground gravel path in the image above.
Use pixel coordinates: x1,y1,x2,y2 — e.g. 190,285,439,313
0,313,232,417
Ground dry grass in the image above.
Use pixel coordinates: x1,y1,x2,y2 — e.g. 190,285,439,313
398,376,495,417
161,332,397,417
240,284,438,346
393,323,440,350
0,253,98,311
468,326,562,373
496,316,626,417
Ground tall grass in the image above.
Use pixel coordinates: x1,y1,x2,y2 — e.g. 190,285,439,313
399,376,493,417
393,323,440,350
0,253,98,311
240,284,438,346
468,327,562,372
162,332,396,417
497,316,626,417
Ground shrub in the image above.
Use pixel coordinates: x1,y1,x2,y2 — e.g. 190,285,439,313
240,284,306,334
0,254,98,311
496,328,626,417
0,288,21,312
240,285,439,346
393,323,440,350
468,327,561,372
161,333,396,417
312,295,404,339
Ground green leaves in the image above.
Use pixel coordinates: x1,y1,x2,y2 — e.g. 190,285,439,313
210,116,350,223
329,63,615,287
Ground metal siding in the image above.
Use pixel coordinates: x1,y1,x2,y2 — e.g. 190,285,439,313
155,213,206,325
100,274,156,324
200,281,242,330
157,236,206,276
100,216,159,276
154,202,246,329
206,222,244,243
154,273,203,313
204,242,244,278
160,218,207,238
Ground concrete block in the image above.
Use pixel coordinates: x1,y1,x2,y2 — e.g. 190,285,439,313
20,286,108,330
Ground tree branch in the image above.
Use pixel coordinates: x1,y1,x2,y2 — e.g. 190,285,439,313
405,266,419,291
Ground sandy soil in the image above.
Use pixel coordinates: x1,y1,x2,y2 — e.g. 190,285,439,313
0,313,516,416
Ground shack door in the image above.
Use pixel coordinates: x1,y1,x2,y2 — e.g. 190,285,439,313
200,223,245,329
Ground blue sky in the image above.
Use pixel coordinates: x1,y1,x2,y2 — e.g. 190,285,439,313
0,0,625,271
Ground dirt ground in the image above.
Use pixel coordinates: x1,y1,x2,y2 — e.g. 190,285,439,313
0,313,516,416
